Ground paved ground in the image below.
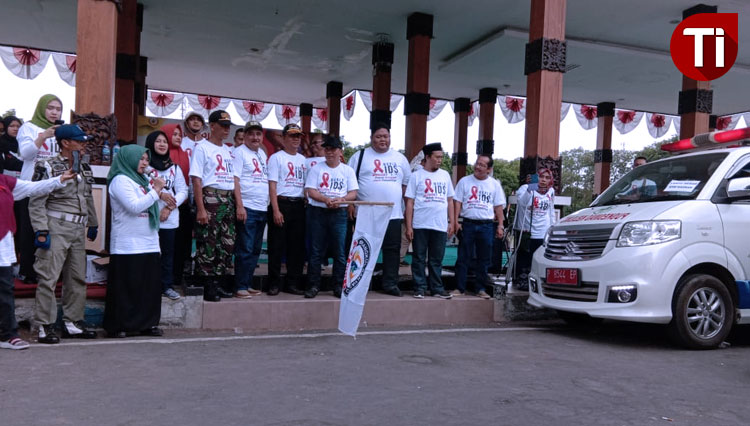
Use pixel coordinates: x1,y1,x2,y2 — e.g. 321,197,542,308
3,322,750,426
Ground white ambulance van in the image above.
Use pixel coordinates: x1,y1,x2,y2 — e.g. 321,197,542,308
528,129,750,349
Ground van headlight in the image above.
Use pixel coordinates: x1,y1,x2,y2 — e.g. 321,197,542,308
616,220,681,247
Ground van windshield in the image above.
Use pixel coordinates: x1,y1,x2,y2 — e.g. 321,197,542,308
592,152,728,206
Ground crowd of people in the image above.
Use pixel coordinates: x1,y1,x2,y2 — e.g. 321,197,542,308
0,93,559,349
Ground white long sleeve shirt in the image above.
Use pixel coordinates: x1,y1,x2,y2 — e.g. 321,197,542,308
108,175,160,254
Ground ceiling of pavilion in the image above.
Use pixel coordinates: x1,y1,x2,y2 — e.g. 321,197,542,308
2,0,750,115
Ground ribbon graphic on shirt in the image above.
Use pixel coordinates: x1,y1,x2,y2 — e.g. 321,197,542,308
41,139,48,150
469,186,478,200
215,155,226,172
320,172,330,188
424,179,434,194
252,159,261,174
287,162,295,177
373,159,384,173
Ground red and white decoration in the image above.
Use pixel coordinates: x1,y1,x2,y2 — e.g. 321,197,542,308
275,104,300,126
186,94,230,119
146,90,185,117
428,99,448,121
613,109,644,135
574,104,598,130
51,53,76,87
312,108,328,130
341,92,357,121
560,102,571,122
645,113,673,138
0,46,50,80
468,101,480,126
714,114,740,131
232,100,273,122
673,117,681,136
359,90,403,113
498,95,526,124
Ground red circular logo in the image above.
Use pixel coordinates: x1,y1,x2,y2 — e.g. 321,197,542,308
670,13,738,81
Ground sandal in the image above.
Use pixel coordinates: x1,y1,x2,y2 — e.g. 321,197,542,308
0,337,30,350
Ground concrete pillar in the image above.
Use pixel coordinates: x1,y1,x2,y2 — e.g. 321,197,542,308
593,102,614,196
404,12,432,160
115,0,146,143
678,4,716,139
477,88,497,155
451,97,470,184
521,0,566,191
371,40,394,130
326,81,342,137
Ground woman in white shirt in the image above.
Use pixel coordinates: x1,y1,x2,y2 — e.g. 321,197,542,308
104,145,166,338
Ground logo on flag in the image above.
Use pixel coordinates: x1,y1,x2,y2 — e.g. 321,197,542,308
343,237,371,296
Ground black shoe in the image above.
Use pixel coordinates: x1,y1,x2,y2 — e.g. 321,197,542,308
332,287,342,298
432,290,453,299
203,281,221,302
382,286,402,297
304,287,319,299
108,331,127,338
63,320,97,339
267,286,280,296
216,287,234,298
141,327,163,337
286,286,305,295
38,324,60,344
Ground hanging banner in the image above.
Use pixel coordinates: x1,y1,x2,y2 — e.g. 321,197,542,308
232,100,273,123
186,94,230,120
468,101,479,126
427,99,448,121
51,53,76,87
613,109,644,135
498,95,526,124
673,116,680,136
645,113,673,138
715,114,740,131
146,90,185,117
359,90,403,112
342,92,357,121
0,46,50,80
560,102,571,122
312,108,328,131
339,203,393,337
574,104,598,130
275,104,300,126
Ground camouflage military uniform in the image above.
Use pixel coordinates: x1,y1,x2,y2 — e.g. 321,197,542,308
195,189,235,276
29,155,98,326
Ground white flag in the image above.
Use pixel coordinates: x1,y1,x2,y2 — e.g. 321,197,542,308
338,204,392,336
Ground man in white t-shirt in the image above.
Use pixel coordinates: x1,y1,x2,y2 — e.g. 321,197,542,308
514,167,556,290
232,121,268,299
404,143,456,299
181,111,208,161
347,123,410,297
189,110,236,302
453,154,506,299
267,123,307,296
304,131,326,171
304,135,358,299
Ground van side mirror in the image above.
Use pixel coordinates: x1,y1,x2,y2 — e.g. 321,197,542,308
726,176,750,198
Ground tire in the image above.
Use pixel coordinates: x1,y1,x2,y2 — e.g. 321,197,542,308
669,274,734,349
556,310,604,326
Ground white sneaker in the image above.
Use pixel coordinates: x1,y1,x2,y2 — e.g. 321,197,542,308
0,337,30,350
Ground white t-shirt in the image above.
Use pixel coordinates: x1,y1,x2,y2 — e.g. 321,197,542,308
108,175,160,254
405,168,455,232
17,121,59,180
455,175,506,221
151,164,188,229
189,141,234,191
233,145,269,212
267,150,306,197
305,162,359,208
305,156,325,174
516,184,556,238
348,147,410,220
180,136,207,161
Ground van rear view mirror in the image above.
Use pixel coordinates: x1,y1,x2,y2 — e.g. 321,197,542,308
726,176,750,198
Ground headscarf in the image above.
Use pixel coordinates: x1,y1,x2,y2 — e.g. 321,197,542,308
144,130,173,171
0,116,22,152
29,94,62,129
161,123,190,183
107,144,159,230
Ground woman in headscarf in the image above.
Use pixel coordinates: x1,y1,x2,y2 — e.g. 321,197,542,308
0,116,23,176
15,95,63,284
161,123,193,289
145,130,187,300
104,145,166,338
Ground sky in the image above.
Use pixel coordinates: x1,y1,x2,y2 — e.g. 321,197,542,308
0,58,688,164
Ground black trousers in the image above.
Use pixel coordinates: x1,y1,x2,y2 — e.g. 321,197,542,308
14,199,35,281
267,199,306,291
173,202,193,286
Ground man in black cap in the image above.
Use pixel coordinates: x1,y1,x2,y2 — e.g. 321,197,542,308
266,123,307,295
189,110,235,301
404,142,456,299
303,135,358,298
30,124,99,343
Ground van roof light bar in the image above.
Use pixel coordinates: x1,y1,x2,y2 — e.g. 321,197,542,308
661,128,750,153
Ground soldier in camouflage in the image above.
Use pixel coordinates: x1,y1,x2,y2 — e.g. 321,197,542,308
30,125,99,344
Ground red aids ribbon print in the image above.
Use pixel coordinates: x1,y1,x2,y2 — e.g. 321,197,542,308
373,159,384,173
469,186,478,200
215,155,226,172
41,138,48,150
320,172,330,188
424,179,434,194
252,159,261,173
287,162,295,177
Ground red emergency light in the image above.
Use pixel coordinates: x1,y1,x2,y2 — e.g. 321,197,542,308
661,128,750,152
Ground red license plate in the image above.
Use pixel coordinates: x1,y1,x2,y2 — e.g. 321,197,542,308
546,268,580,286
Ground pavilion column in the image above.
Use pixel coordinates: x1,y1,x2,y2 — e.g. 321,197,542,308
404,12,433,160
521,0,567,192
678,4,715,140
593,102,615,196
326,81,342,137
451,97,470,184
115,0,146,144
477,88,497,156
371,40,394,130
75,0,120,165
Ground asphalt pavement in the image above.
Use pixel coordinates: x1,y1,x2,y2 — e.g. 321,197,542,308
2,321,750,426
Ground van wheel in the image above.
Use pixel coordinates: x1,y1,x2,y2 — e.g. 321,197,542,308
669,274,733,349
556,310,603,326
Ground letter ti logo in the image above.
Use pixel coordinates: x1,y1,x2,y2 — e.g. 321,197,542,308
670,13,738,81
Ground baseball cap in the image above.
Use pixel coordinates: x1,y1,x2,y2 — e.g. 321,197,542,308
55,124,89,142
283,123,303,135
244,121,263,132
208,110,232,126
321,135,343,149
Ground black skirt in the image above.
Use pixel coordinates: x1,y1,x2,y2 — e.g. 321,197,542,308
103,253,162,334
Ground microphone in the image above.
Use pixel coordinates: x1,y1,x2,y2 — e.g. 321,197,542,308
143,166,158,178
